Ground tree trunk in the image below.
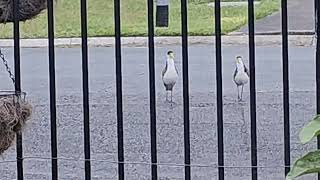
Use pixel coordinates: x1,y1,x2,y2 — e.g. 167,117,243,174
0,0,47,23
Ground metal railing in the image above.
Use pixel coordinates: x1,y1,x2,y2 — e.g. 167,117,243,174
6,0,319,179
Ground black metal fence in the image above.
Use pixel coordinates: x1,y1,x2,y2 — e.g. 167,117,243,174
6,0,320,179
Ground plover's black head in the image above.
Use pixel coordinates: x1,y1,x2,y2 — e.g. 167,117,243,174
236,56,243,63
167,51,174,55
167,51,175,59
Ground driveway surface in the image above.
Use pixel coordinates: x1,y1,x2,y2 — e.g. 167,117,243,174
234,0,315,35
0,45,318,179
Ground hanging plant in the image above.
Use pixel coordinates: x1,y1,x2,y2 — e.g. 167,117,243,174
0,0,48,23
0,50,33,155
0,92,32,155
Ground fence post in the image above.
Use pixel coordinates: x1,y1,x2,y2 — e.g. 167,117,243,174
12,0,23,179
79,0,92,179
215,0,224,179
316,2,320,180
114,0,125,179
47,0,58,179
248,0,258,179
156,0,169,27
281,0,290,176
315,0,318,35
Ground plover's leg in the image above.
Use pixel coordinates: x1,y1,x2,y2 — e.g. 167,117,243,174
240,85,244,101
166,91,168,101
237,86,240,101
171,91,173,102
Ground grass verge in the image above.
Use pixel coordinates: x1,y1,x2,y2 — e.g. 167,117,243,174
0,0,279,38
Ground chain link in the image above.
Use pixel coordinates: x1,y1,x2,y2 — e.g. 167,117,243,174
0,48,16,86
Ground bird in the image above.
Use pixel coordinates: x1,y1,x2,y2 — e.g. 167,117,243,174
233,56,249,102
162,50,179,105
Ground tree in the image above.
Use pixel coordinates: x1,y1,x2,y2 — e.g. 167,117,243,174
0,0,47,23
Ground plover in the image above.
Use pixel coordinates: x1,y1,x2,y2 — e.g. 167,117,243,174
233,56,249,102
162,50,179,104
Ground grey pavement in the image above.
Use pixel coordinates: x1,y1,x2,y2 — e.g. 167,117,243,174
233,0,315,35
0,45,318,179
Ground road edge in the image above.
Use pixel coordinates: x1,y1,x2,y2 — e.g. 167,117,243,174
0,35,316,48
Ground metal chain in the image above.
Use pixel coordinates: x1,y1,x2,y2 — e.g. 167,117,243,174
0,48,16,86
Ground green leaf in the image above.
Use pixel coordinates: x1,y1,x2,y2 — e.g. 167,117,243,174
299,115,320,144
286,150,320,180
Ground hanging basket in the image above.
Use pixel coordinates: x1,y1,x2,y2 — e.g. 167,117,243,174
0,0,47,23
0,91,32,155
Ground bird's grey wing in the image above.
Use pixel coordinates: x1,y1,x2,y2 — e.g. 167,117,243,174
174,64,179,75
244,64,250,77
233,68,237,81
162,61,168,79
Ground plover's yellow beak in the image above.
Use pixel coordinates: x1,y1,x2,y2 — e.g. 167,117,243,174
170,54,175,59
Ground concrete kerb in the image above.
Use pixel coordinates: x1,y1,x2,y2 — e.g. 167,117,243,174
0,35,316,48
229,30,316,36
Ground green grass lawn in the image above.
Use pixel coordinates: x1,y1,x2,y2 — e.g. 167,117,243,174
0,0,279,38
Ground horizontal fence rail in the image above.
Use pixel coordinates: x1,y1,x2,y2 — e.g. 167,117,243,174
2,0,317,179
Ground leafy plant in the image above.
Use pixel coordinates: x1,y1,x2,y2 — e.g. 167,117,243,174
286,115,320,179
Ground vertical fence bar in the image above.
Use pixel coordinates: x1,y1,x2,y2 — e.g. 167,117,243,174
13,0,23,179
147,0,158,179
281,0,290,176
181,0,190,179
47,0,58,179
315,0,318,35
80,0,91,179
215,0,224,179
316,1,320,180
114,0,124,179
248,0,257,179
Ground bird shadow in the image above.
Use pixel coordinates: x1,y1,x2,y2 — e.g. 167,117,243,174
224,96,248,105
237,100,247,104
164,100,178,108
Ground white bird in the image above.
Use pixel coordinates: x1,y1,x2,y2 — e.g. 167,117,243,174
162,51,179,104
233,56,249,102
